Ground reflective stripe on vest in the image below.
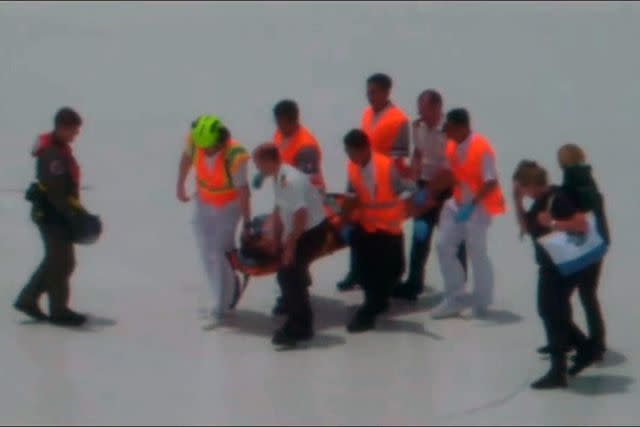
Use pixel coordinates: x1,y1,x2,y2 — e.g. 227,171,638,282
361,104,408,157
194,139,249,207
445,133,506,216
273,126,326,191
347,153,406,235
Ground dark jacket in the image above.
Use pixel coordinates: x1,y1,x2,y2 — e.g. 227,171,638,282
561,164,610,245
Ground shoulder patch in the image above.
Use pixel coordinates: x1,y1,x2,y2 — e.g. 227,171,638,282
49,159,65,175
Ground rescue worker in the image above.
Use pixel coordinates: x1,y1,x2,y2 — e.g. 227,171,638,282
342,129,415,333
393,89,467,301
431,108,506,319
176,115,251,330
252,143,331,347
253,100,326,316
14,107,95,327
512,161,597,389
337,73,410,292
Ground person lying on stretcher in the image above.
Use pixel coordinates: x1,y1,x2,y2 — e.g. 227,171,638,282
233,169,456,271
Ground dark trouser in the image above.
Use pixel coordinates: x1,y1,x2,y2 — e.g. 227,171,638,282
406,190,467,290
276,220,330,334
354,227,405,316
571,262,606,351
17,223,75,315
537,267,588,356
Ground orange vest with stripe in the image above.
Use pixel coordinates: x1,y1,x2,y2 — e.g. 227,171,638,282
347,153,406,235
192,138,250,207
273,126,326,191
361,104,408,157
445,133,506,216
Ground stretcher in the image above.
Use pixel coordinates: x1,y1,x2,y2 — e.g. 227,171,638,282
226,193,349,308
226,169,456,309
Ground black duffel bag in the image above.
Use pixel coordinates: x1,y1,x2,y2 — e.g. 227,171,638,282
69,212,103,245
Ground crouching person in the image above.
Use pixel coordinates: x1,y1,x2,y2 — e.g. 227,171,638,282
342,129,413,333
252,143,331,347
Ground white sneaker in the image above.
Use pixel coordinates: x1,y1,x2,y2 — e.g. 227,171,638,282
202,317,222,331
431,298,465,319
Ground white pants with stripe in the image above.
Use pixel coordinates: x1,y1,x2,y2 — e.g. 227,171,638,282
193,198,240,317
436,198,494,308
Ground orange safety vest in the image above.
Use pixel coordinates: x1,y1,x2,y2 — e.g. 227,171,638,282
191,137,250,207
361,104,409,157
347,153,406,235
273,126,326,191
445,133,506,216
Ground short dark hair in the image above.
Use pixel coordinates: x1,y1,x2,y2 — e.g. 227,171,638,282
219,126,231,144
273,99,299,122
54,107,82,129
418,89,443,106
253,143,281,163
343,129,370,150
445,108,470,127
367,73,392,91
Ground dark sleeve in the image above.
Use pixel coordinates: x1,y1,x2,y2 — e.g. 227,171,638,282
37,149,77,220
293,146,320,175
551,192,579,219
345,181,355,194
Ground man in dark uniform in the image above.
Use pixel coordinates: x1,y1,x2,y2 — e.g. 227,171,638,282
14,107,89,327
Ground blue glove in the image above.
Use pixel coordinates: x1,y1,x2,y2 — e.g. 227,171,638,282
340,225,354,244
455,202,475,224
412,219,430,242
412,188,430,206
252,172,265,190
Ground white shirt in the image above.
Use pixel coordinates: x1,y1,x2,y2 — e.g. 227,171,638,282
412,119,449,181
455,133,498,204
273,164,326,239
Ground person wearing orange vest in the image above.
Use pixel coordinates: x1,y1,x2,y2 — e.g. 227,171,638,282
431,108,507,319
176,115,251,330
337,73,410,293
342,129,415,333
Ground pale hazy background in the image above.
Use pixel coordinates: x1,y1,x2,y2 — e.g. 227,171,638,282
1,2,639,425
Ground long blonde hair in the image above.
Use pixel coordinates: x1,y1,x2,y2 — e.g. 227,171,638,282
558,143,587,168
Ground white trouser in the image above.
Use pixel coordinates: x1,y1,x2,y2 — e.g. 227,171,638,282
437,198,494,308
192,198,240,317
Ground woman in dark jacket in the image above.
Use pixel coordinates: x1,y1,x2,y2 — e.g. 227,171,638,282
513,160,599,390
556,144,610,361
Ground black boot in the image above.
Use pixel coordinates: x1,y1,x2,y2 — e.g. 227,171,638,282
537,343,575,355
49,309,87,327
337,271,359,292
392,280,424,301
346,308,376,333
13,300,48,322
272,296,287,316
569,343,599,377
272,325,314,347
531,354,568,390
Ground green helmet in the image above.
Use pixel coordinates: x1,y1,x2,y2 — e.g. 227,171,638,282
190,115,224,149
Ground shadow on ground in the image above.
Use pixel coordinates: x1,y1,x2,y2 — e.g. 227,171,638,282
569,374,635,396
227,293,443,342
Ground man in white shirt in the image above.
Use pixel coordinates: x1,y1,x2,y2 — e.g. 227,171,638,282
393,90,467,301
431,108,506,319
252,143,330,347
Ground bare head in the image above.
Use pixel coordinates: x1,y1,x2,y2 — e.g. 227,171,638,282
366,73,392,112
417,89,443,128
343,129,372,167
53,107,82,144
443,108,471,143
253,143,281,176
557,143,586,169
512,160,550,199
273,99,300,138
